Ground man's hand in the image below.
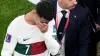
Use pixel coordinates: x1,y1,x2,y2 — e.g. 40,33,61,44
96,24,100,30
36,21,48,33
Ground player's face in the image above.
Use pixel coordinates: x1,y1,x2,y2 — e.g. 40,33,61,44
32,10,49,24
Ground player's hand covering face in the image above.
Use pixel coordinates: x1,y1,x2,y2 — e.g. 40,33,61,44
36,20,48,33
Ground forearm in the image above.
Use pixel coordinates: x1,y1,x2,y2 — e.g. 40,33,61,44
43,32,60,55
1,49,12,56
1,42,17,56
1,34,17,56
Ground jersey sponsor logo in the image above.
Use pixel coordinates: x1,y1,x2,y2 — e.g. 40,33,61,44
6,33,12,43
23,38,30,41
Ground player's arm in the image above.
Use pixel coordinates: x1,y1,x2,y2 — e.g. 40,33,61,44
1,27,18,56
43,28,60,55
36,19,60,55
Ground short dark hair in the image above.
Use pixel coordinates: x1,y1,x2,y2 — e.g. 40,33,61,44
36,1,54,21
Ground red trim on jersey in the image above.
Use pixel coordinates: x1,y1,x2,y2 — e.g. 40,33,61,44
31,41,47,55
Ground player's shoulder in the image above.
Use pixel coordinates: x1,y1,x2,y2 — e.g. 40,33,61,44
8,15,24,27
7,15,24,34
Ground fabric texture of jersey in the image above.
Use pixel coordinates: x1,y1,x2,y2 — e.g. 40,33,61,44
1,15,60,56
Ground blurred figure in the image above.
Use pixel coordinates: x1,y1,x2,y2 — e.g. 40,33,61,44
78,0,100,56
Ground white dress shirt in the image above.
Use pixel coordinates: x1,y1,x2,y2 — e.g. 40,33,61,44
57,2,69,28
57,2,69,56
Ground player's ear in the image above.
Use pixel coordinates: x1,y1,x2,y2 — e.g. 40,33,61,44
32,9,37,14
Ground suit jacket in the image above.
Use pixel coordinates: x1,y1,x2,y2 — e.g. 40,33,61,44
49,0,91,56
78,0,100,26
77,1,100,56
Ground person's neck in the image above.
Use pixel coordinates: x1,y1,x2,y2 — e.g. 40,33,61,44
24,12,36,25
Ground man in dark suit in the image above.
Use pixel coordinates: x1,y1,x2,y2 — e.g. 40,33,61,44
29,0,91,56
77,0,100,56
49,0,91,56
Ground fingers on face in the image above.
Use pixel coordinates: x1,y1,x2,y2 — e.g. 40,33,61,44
36,21,48,29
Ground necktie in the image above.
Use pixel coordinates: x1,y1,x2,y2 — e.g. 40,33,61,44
57,10,67,41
